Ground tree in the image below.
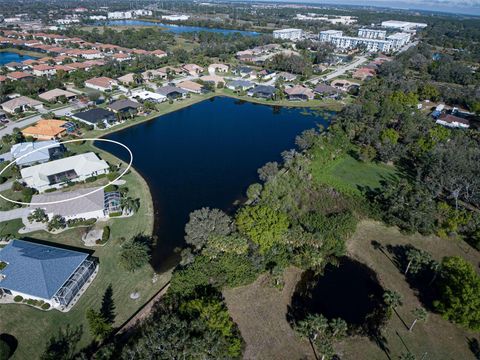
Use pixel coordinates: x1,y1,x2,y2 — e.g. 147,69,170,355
86,309,112,340
257,162,279,182
41,326,82,360
119,236,151,272
184,208,234,252
246,183,262,202
28,208,48,224
404,248,432,275
294,314,347,360
434,256,480,330
236,205,289,253
202,234,249,259
100,285,116,325
409,307,427,332
383,290,402,309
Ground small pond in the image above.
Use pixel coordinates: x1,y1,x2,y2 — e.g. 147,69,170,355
290,257,386,328
0,52,37,65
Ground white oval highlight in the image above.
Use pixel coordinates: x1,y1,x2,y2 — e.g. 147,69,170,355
0,138,133,206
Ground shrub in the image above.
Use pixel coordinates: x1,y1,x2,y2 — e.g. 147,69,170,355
119,236,151,272
104,184,118,192
107,172,119,181
66,218,96,227
41,303,50,310
109,211,122,217
13,295,23,302
85,176,97,183
47,215,66,231
102,226,110,243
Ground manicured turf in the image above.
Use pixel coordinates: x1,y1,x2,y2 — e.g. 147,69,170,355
312,154,398,196
0,147,171,360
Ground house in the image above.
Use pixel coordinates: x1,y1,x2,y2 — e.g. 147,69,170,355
53,65,75,74
30,187,120,221
111,53,131,62
177,80,204,94
284,85,315,101
208,63,229,73
7,71,34,81
1,96,43,114
277,72,297,82
21,119,67,140
72,108,116,129
130,89,167,103
0,239,97,308
331,79,359,92
141,69,167,81
21,152,110,192
199,75,225,87
10,140,64,167
257,69,276,80
107,99,141,114
158,66,185,76
233,66,254,78
182,63,204,76
436,113,470,129
247,85,277,99
39,89,76,103
314,84,341,98
352,67,376,80
32,64,56,77
4,61,24,71
84,77,117,92
226,79,255,91
117,73,137,85
156,86,188,100
151,49,167,58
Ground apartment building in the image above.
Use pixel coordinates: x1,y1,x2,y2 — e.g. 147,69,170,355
273,28,303,41
357,28,386,39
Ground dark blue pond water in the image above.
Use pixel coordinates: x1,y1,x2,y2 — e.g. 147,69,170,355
97,97,329,269
101,20,259,36
0,52,37,65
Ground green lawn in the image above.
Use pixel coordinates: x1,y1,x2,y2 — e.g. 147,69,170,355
0,145,171,360
312,153,398,196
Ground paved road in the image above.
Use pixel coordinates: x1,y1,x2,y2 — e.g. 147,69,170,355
0,101,87,138
311,56,368,84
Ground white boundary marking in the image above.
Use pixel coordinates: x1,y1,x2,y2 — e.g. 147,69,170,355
0,138,133,206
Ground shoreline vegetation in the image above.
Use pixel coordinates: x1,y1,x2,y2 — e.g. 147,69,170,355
0,47,43,58
0,94,333,359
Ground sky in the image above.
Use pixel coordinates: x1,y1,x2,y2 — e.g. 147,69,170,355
268,0,480,15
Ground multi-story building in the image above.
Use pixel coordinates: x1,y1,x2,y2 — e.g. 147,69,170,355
381,20,427,31
273,28,303,41
107,11,133,20
387,32,411,48
330,36,393,52
358,28,386,39
319,30,343,42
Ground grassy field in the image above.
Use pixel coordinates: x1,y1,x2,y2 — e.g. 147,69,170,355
311,153,398,196
0,144,172,359
342,220,480,360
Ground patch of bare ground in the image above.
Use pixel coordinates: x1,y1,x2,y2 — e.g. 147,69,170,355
223,267,315,360
340,219,480,360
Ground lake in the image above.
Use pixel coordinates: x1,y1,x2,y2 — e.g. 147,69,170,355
0,52,37,65
100,20,260,36
96,97,329,270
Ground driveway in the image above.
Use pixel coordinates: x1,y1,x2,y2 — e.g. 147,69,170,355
0,207,28,222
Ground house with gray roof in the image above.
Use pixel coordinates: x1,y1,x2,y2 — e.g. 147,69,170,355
107,99,141,113
0,239,96,308
226,79,254,91
156,86,188,100
10,140,64,168
247,85,277,99
29,187,120,221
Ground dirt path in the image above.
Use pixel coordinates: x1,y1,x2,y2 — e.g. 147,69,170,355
223,267,315,360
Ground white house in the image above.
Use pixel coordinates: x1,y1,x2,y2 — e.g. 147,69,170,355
84,77,118,92
20,152,110,192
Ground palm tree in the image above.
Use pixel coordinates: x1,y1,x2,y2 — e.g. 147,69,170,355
405,248,432,275
399,351,416,360
409,307,427,332
133,73,143,85
383,290,402,309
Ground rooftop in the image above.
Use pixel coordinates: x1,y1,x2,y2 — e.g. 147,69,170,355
0,239,88,300
21,119,67,138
